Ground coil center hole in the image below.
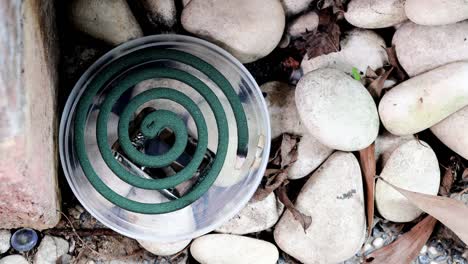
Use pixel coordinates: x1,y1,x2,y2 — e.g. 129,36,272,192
111,107,215,198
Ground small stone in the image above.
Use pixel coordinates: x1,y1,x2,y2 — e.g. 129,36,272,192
68,207,81,220
142,0,177,28
421,245,428,254
70,0,143,45
431,106,468,160
428,246,439,256
392,21,468,77
405,0,468,26
0,255,29,264
274,152,366,264
372,237,384,249
191,234,279,264
216,193,284,235
288,135,333,180
363,243,373,252
260,82,307,138
375,131,414,169
302,29,388,76
345,0,407,29
281,0,313,15
34,236,69,264
0,230,11,254
287,11,319,37
181,0,285,63
376,140,440,222
295,68,379,151
418,255,430,264
138,239,190,256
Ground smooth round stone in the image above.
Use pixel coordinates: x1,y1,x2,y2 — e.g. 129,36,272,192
287,11,319,37
288,135,333,180
296,68,379,151
191,234,279,264
261,82,307,139
33,236,69,264
126,188,197,238
379,61,468,135
274,152,366,264
431,106,468,160
70,0,143,45
393,21,468,77
142,0,177,28
216,193,284,235
0,255,29,264
405,0,468,26
302,29,388,75
281,0,314,15
375,140,440,222
0,230,10,254
138,239,190,256
181,0,285,63
375,131,414,169
345,0,407,29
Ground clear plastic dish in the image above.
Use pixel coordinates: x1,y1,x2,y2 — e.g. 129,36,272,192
59,35,271,242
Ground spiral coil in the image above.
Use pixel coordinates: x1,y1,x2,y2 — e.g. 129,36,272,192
73,47,250,214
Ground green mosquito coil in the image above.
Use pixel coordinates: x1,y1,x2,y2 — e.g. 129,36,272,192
60,35,270,240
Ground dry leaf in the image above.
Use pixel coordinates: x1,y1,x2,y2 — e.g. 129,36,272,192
366,215,437,264
385,46,407,81
368,67,393,99
439,163,456,196
359,144,376,236
276,184,312,231
379,178,468,244
253,171,288,201
293,9,341,60
280,134,300,168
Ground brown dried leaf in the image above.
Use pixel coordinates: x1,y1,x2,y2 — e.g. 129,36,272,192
380,178,468,244
294,9,341,60
368,67,393,99
276,184,312,231
385,46,407,81
253,171,288,201
282,56,300,70
359,144,376,236
366,215,437,264
439,163,455,196
280,134,300,168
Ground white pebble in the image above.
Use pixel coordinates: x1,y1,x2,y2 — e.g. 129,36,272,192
372,237,384,248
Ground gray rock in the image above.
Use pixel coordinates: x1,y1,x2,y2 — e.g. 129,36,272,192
405,0,468,26
393,21,468,77
296,68,379,151
281,0,313,15
345,0,407,29
181,0,285,63
302,29,388,76
274,152,366,264
216,193,284,234
191,234,279,264
287,11,319,37
0,230,10,254
261,82,307,139
70,0,143,45
375,140,440,222
138,239,190,256
375,131,414,169
288,135,333,180
0,255,29,264
431,106,468,160
142,0,177,28
33,236,69,264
